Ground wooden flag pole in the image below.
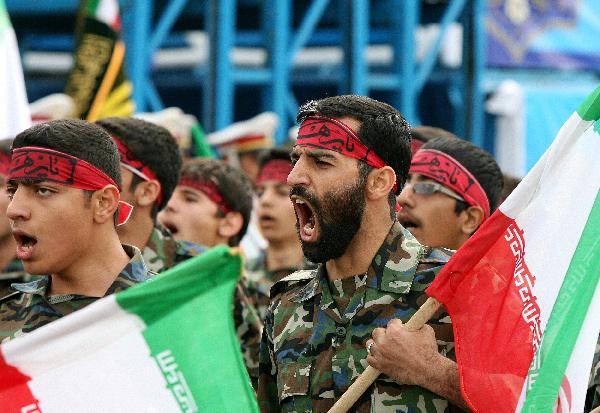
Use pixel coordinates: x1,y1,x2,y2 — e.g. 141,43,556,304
327,297,442,413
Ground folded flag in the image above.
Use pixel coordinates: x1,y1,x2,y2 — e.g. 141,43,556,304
0,0,30,139
65,0,134,121
0,245,259,412
427,85,600,413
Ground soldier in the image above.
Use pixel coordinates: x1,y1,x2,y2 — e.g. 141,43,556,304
367,136,503,412
0,119,152,342
397,136,504,250
96,117,204,273
157,158,261,383
257,95,465,412
0,139,27,296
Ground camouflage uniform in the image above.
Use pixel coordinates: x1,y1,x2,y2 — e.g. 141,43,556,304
586,334,600,412
236,252,314,389
0,244,152,343
257,222,459,413
143,225,206,273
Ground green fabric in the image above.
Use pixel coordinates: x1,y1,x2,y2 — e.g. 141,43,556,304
1,0,10,35
522,185,600,412
191,123,217,158
117,245,258,412
576,84,600,122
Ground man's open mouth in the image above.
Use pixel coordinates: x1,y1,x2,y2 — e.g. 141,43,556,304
398,213,420,230
162,221,179,235
13,230,38,260
291,196,318,242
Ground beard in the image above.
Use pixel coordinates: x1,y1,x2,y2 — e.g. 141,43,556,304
291,179,366,263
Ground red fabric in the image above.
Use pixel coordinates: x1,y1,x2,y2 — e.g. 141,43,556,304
257,159,293,185
0,152,11,178
112,136,163,205
426,210,534,413
9,147,132,225
0,347,39,411
297,116,397,192
410,139,425,156
410,149,490,219
178,178,232,214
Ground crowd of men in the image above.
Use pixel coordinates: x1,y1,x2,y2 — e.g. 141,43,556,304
0,95,597,412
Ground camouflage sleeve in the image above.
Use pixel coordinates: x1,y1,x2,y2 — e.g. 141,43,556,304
256,297,280,413
233,281,263,390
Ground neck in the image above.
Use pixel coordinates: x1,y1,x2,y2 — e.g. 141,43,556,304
116,209,155,251
0,234,16,270
49,228,130,297
325,208,394,280
265,237,304,271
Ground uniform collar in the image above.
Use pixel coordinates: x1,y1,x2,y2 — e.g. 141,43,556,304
291,221,426,303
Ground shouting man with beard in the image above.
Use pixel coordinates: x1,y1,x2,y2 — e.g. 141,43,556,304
257,96,467,413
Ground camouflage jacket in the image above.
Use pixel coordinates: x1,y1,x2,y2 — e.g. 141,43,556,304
586,334,600,412
236,252,313,389
257,221,458,413
0,244,152,343
143,225,206,273
0,258,28,297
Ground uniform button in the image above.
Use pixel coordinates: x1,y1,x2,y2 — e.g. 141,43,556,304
336,326,346,337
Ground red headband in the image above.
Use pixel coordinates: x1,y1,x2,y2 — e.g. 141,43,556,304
0,151,11,178
112,136,163,205
257,159,293,185
8,147,133,225
411,139,425,156
178,177,232,214
297,116,397,192
410,149,490,219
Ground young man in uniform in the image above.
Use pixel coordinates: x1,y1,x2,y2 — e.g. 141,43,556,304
366,136,503,410
257,95,466,412
157,158,261,385
96,117,203,273
396,136,504,250
0,119,152,342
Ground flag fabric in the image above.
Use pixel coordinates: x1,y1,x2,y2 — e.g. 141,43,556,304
0,245,259,412
426,85,600,413
65,0,134,121
0,0,30,139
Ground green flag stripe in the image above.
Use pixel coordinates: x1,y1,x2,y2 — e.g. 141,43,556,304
0,0,10,33
85,0,101,16
576,84,600,122
522,180,600,411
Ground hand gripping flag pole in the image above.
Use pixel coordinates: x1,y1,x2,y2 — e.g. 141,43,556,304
328,297,441,413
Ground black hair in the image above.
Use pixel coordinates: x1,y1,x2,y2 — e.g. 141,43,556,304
421,137,504,214
257,147,293,170
12,119,121,187
297,95,411,218
180,158,254,247
411,126,459,144
96,117,182,216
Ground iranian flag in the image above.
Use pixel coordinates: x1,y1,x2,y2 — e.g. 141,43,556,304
427,85,600,413
0,246,259,412
0,0,30,139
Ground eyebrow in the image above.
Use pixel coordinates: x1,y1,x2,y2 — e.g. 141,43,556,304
179,187,202,197
291,148,337,161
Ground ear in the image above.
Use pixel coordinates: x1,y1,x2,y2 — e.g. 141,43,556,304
133,180,162,207
217,211,244,242
91,185,120,224
460,205,485,236
365,166,396,201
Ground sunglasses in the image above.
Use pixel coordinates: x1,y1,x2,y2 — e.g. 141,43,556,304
404,181,465,203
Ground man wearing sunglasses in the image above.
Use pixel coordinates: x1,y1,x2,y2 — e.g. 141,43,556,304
397,136,504,250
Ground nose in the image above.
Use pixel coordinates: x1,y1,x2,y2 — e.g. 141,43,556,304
163,193,181,214
286,158,309,188
6,187,31,222
259,186,275,206
397,183,415,208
